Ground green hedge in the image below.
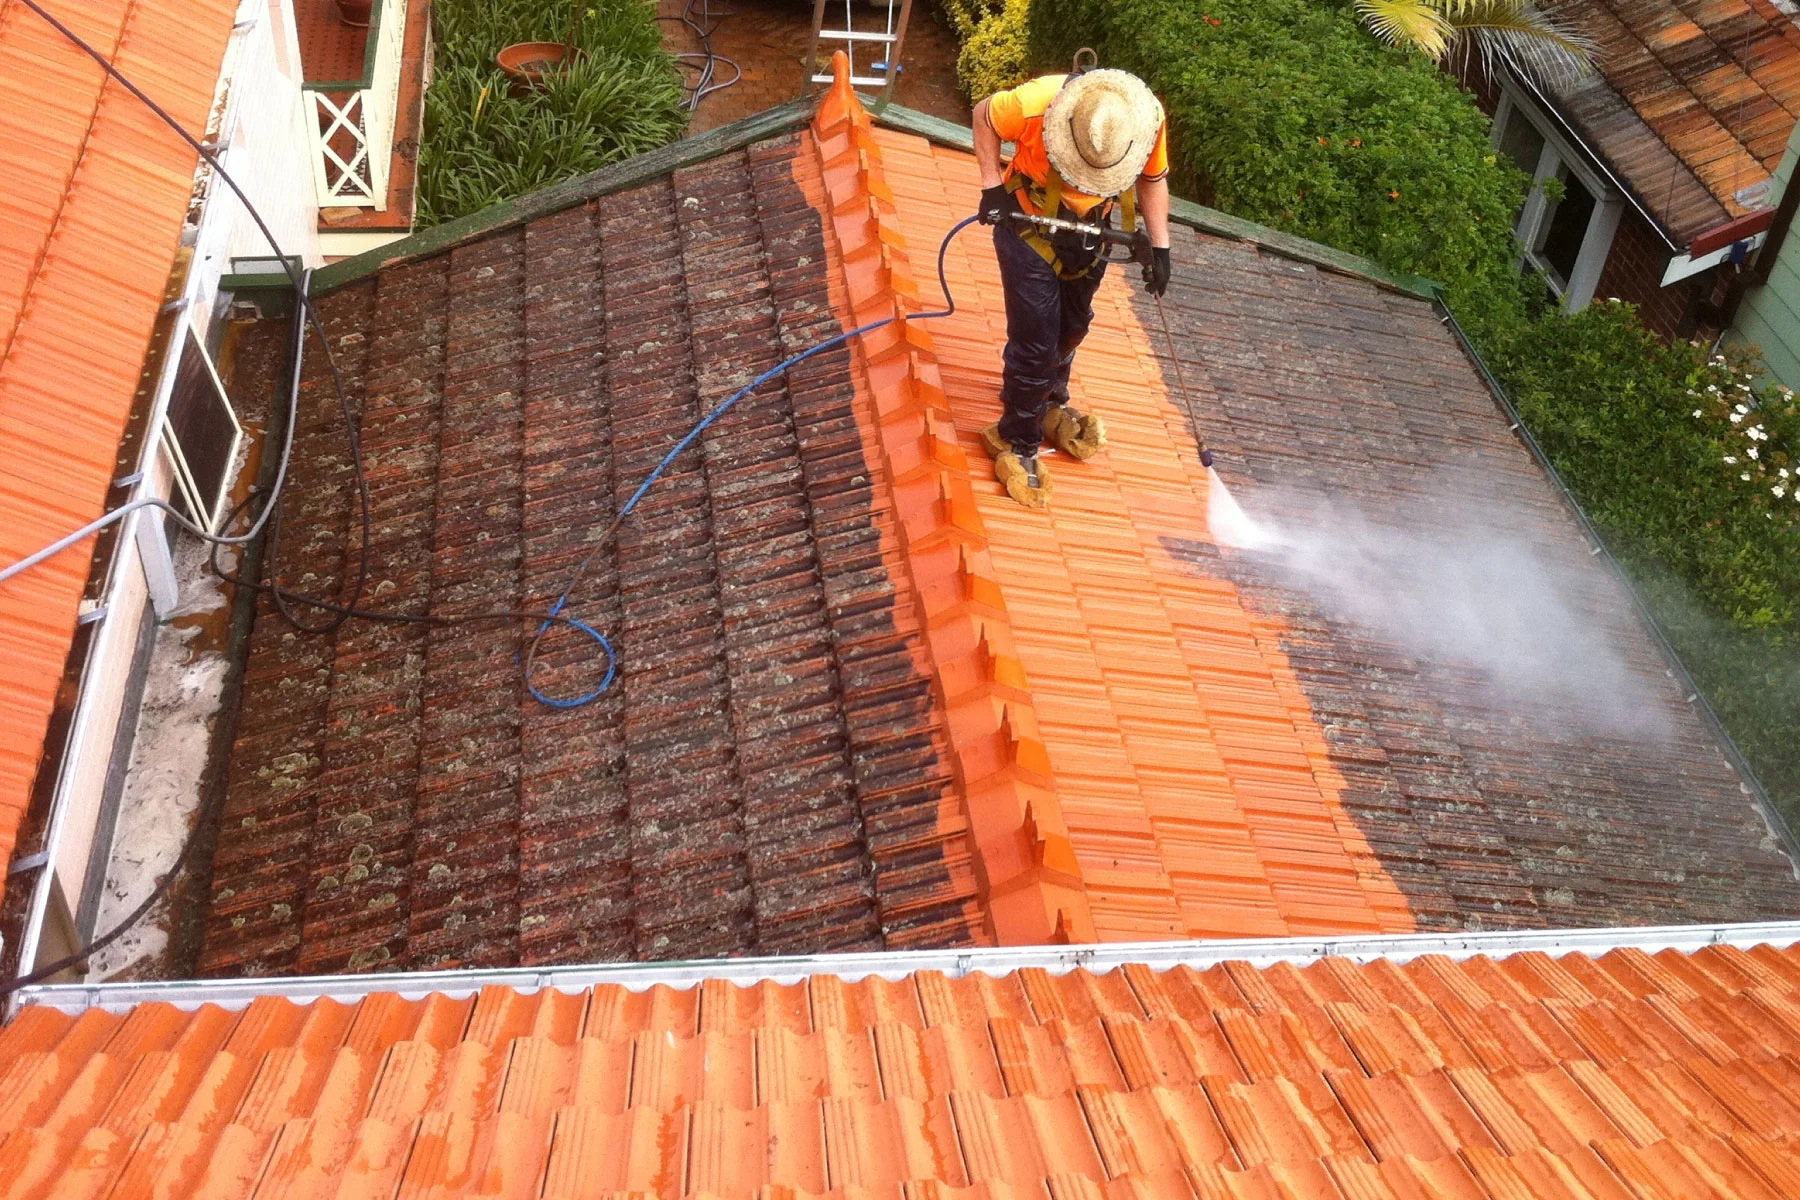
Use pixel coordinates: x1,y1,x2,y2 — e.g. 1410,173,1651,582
418,0,687,227
1489,300,1800,819
1026,0,1534,329
941,0,1032,100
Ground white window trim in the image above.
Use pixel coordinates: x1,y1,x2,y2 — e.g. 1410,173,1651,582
1492,85,1622,311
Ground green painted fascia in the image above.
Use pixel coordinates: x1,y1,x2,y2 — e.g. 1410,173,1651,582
863,98,1442,303
310,98,814,294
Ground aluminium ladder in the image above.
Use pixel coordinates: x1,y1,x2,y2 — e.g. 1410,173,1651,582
805,0,913,107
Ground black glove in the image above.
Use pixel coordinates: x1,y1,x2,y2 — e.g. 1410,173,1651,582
1144,246,1172,296
978,184,1010,225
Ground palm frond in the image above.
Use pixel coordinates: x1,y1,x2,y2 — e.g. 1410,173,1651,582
1435,0,1597,85
1355,0,1452,59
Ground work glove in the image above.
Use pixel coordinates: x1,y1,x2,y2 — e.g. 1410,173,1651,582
978,184,1010,225
1144,246,1172,296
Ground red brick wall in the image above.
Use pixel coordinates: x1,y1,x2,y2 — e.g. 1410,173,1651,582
1592,208,1692,336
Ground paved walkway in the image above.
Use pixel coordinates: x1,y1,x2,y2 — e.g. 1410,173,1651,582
659,0,970,133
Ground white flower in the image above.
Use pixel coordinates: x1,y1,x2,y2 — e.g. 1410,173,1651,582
1781,468,1791,478
1743,472,1754,480
1735,403,1751,414
1694,409,1705,418
1725,456,1739,464
1775,485,1787,498
1731,411,1745,423
1749,446,1760,459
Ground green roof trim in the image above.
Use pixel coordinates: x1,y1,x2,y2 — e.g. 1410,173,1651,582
309,98,814,294
861,98,1442,303
311,93,1441,304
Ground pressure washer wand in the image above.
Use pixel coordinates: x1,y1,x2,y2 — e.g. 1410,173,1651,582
1151,292,1214,469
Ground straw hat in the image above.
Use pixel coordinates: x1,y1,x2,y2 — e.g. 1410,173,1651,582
1042,69,1163,197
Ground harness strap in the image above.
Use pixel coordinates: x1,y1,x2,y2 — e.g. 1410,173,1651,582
1003,166,1115,281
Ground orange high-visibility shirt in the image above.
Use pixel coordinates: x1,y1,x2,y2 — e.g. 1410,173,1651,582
986,74,1169,217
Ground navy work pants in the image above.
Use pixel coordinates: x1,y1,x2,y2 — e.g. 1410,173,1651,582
993,209,1107,454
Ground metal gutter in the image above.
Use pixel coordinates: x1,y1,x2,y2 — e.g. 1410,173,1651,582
1436,299,1800,872
16,920,1800,1014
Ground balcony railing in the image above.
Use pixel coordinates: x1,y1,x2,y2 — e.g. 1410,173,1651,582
303,0,408,208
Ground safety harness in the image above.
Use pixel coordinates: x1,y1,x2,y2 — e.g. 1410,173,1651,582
1004,168,1138,280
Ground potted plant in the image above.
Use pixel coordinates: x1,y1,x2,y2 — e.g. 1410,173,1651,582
497,5,591,94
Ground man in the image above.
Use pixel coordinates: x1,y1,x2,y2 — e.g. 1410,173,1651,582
973,65,1173,509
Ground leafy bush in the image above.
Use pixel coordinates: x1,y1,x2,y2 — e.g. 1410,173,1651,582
418,0,687,226
941,0,1032,100
1492,301,1800,631
1025,0,1532,326
1489,300,1800,821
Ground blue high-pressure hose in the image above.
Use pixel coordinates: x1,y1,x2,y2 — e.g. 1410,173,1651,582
522,214,983,708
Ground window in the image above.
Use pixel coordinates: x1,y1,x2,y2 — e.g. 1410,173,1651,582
1490,88,1621,310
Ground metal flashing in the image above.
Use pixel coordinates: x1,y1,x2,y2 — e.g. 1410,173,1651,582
16,920,1800,1014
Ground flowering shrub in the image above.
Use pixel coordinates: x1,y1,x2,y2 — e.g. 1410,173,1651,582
1689,363,1800,516
1494,299,1800,633
1492,299,1800,822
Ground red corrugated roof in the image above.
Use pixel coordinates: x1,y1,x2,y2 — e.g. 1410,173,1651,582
0,0,237,879
5,934,1800,1195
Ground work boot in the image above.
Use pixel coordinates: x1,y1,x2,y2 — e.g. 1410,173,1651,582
981,423,1053,509
1043,403,1106,460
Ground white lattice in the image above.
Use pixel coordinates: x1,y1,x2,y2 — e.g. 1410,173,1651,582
303,0,408,209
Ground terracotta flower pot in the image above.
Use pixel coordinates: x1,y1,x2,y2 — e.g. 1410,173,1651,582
335,0,372,27
497,41,571,95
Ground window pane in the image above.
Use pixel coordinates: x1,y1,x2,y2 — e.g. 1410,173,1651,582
1539,170,1597,287
1498,109,1547,177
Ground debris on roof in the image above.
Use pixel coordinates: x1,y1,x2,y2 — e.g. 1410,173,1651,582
6,928,1800,1197
1537,0,1800,244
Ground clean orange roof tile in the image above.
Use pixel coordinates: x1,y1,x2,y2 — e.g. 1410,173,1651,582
801,59,1411,945
0,0,237,893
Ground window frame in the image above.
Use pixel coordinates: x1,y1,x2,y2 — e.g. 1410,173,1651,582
1490,85,1623,310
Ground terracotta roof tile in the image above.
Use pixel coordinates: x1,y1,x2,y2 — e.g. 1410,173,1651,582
1540,0,1800,242
0,0,236,896
202,59,1800,972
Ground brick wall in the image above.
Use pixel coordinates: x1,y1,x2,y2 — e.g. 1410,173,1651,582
1593,208,1694,336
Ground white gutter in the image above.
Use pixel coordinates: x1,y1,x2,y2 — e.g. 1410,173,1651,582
15,920,1800,1015
1662,231,1768,285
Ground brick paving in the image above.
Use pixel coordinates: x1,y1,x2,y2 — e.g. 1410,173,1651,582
200,132,986,975
661,0,969,135
1140,234,1800,931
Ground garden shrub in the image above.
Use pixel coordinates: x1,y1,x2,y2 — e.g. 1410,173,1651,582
1490,299,1800,820
418,0,687,226
942,0,1032,100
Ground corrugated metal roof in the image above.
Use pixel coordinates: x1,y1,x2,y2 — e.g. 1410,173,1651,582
0,0,237,881
5,931,1800,1196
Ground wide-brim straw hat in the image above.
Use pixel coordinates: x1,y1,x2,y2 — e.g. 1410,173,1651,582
1042,68,1162,197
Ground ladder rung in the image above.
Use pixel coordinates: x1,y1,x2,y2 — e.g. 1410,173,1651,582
812,72,892,86
816,29,898,42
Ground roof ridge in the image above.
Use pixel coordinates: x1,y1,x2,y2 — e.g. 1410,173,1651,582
808,54,1096,945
